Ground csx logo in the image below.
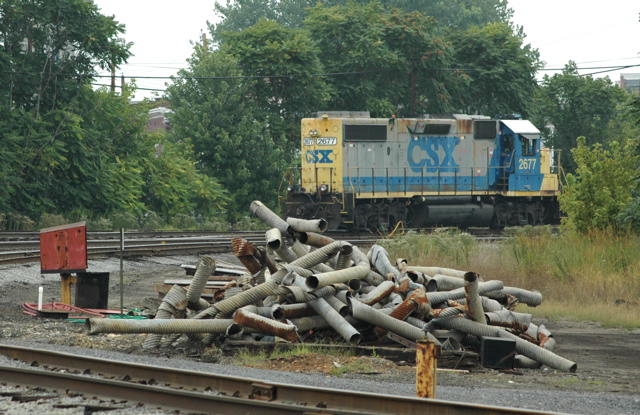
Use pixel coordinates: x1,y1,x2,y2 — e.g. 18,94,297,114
306,149,334,164
408,136,460,173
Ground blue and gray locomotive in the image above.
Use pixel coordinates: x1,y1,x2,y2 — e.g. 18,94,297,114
282,112,560,231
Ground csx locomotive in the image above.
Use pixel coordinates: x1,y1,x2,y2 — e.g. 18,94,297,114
282,112,560,231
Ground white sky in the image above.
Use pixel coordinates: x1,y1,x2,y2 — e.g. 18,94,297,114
93,0,640,101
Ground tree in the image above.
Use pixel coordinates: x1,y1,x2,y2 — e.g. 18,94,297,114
530,62,628,174
0,0,132,218
210,0,511,41
305,2,461,116
166,47,287,222
559,137,638,233
383,0,512,28
447,22,542,116
219,19,331,152
0,0,131,114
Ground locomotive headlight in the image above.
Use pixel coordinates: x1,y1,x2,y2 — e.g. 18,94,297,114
319,184,328,192
310,129,319,137
287,185,294,192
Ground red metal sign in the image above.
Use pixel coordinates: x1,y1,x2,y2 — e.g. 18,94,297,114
40,222,87,274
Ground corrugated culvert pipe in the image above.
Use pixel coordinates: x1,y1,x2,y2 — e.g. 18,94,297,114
142,284,188,349
286,217,328,233
427,280,504,306
407,266,466,278
233,306,299,342
187,257,215,311
368,245,400,280
435,315,577,372
87,318,241,335
290,275,361,345
486,286,543,307
464,272,486,325
349,297,440,345
251,200,292,235
296,231,336,248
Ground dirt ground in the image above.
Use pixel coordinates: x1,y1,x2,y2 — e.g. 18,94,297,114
1,257,640,396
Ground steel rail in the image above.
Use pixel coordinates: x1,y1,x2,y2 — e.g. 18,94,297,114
0,344,565,415
0,232,379,266
0,365,364,415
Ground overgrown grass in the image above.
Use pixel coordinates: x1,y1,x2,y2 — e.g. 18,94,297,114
231,345,355,366
379,227,640,329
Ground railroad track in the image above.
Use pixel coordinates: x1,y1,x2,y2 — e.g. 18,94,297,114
0,344,560,415
0,226,505,267
0,230,380,266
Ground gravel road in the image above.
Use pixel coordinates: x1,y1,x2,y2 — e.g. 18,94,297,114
1,254,639,415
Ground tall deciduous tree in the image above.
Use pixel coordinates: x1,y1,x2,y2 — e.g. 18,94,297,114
219,19,330,153
447,22,541,116
305,2,461,116
166,47,286,222
530,62,628,174
210,0,511,41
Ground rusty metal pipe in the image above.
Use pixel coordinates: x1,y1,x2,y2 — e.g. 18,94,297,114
357,280,396,305
483,310,532,332
297,231,336,248
206,242,345,317
286,217,328,233
436,316,577,372
233,306,299,342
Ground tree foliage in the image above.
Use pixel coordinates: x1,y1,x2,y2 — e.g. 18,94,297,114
530,62,628,174
559,137,638,233
166,47,286,222
210,0,511,41
0,1,226,227
448,22,541,116
305,3,463,116
219,19,330,151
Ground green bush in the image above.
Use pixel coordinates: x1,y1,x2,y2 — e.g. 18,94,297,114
38,213,68,229
4,213,36,231
111,212,139,230
139,211,166,230
88,217,113,230
170,213,198,230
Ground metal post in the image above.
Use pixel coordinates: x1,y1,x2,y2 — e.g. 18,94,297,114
416,340,437,399
120,228,124,317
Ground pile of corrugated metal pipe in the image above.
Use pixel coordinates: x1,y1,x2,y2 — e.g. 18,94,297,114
86,200,577,373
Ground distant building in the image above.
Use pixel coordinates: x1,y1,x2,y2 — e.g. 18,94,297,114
618,74,640,94
146,106,172,132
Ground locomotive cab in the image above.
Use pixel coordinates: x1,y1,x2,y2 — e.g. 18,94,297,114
490,120,544,193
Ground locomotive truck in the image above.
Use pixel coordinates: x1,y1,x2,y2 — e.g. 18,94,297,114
282,111,560,231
